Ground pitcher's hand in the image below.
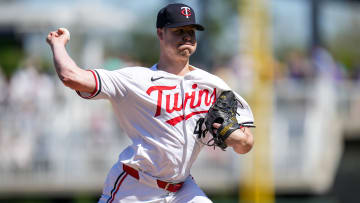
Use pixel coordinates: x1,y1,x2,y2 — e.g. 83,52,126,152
46,28,70,47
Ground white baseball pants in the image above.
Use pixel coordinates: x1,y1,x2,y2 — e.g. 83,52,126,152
98,163,212,203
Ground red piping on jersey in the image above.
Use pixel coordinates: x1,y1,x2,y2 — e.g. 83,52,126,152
108,173,128,203
77,70,99,99
88,70,98,97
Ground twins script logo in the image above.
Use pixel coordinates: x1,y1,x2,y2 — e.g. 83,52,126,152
146,84,216,126
181,7,191,18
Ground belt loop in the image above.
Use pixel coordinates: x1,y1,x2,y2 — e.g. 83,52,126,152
123,164,140,180
164,182,170,191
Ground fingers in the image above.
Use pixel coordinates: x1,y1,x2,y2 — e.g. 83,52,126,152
57,28,64,35
46,28,70,46
212,123,221,129
212,123,221,134
46,31,56,44
58,27,70,40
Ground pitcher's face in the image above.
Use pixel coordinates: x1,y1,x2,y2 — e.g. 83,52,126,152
158,25,197,59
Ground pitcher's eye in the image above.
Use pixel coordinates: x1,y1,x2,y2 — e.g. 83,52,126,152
188,30,195,36
175,29,184,35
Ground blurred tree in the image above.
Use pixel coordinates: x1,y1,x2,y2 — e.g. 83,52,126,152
122,29,159,67
192,0,240,70
0,32,24,80
327,11,360,76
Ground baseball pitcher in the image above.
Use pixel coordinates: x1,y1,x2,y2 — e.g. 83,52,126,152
46,3,255,203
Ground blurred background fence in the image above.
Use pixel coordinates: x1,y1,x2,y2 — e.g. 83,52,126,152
1,0,360,203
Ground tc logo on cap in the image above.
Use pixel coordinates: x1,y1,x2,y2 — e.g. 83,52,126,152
156,3,204,30
181,7,191,18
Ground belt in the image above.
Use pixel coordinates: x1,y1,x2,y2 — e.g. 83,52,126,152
122,164,184,193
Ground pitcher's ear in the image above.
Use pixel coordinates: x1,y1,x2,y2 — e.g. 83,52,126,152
157,28,164,40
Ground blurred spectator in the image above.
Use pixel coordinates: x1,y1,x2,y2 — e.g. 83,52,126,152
212,54,255,96
286,50,314,81
311,46,346,81
3,57,57,172
6,64,39,172
349,63,360,82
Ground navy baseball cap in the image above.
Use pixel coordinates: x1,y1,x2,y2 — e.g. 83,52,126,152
156,3,205,31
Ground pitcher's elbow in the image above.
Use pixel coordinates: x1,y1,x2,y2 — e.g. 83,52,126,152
235,143,253,154
58,69,77,89
234,136,254,154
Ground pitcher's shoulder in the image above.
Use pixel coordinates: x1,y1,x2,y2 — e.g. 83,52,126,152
192,67,226,82
108,66,154,78
114,66,153,73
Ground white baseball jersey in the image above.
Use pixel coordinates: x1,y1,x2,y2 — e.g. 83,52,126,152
77,64,254,183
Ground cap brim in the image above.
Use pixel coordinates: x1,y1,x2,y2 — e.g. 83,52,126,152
165,22,205,31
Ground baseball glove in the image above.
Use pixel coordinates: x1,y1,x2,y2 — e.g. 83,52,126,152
194,90,242,150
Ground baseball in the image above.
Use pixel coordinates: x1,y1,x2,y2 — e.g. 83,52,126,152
59,27,70,41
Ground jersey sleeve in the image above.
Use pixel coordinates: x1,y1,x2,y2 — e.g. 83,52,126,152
76,68,132,100
212,74,255,127
233,91,255,127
